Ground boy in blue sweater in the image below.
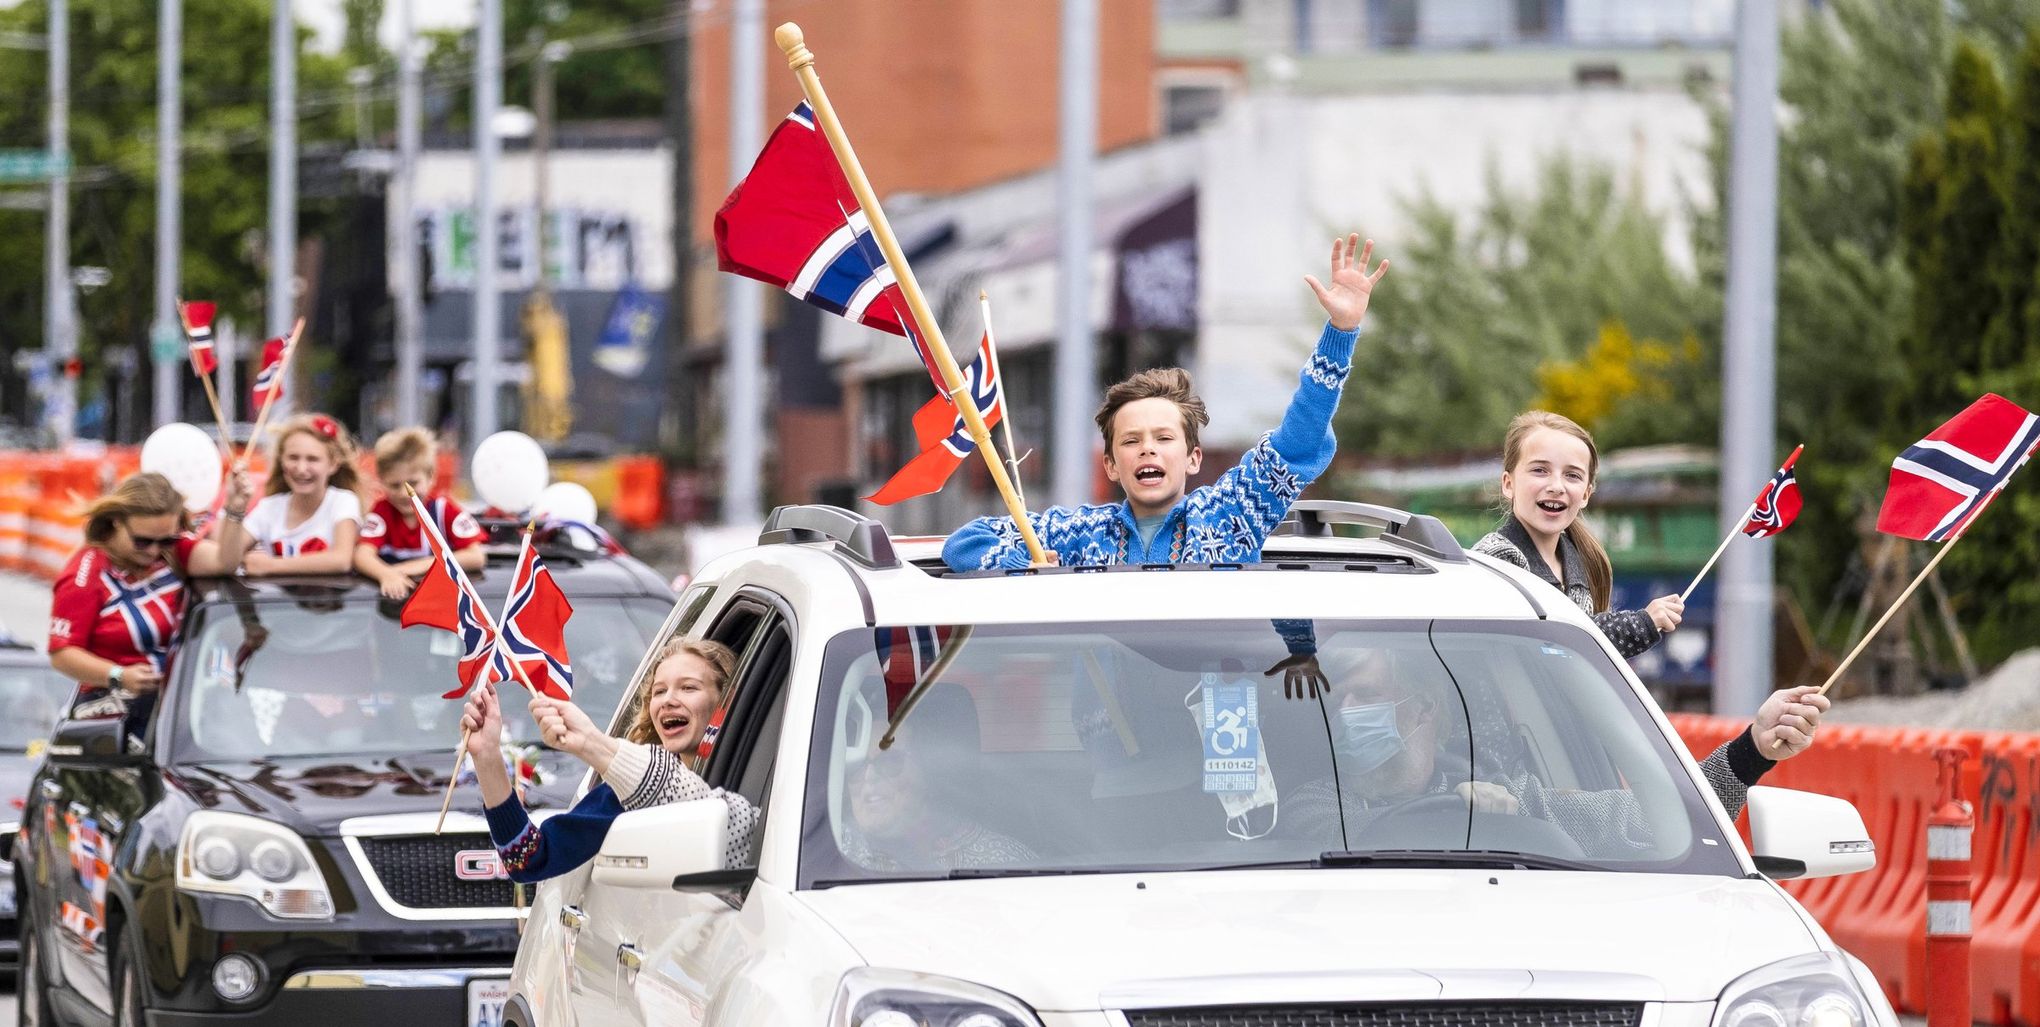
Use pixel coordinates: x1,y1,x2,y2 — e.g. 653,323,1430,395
943,234,1389,571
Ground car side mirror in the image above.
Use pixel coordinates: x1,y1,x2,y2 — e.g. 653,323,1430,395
1745,785,1876,880
45,718,137,766
593,798,756,891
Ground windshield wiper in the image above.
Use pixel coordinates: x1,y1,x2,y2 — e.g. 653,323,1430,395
810,865,1133,888
1317,848,1601,872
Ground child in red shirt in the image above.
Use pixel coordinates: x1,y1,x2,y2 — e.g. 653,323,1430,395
354,427,486,598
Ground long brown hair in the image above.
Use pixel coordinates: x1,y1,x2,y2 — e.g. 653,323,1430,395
80,472,189,546
1502,410,1612,611
623,638,739,746
264,413,362,496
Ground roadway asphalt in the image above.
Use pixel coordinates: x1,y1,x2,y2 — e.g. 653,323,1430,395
0,573,48,650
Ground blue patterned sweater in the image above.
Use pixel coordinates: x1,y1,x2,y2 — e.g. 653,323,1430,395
484,783,623,884
944,322,1359,572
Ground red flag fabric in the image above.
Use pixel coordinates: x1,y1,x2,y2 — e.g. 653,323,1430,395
181,301,219,376
250,337,286,410
498,533,574,700
398,491,505,698
866,333,1006,505
1740,445,1804,538
1877,394,2040,542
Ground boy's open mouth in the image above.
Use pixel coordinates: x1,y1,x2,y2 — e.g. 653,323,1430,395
1134,465,1166,485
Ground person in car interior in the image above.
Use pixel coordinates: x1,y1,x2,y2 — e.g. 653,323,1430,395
48,469,255,738
239,413,364,575
462,637,746,882
1287,646,1826,858
943,234,1388,571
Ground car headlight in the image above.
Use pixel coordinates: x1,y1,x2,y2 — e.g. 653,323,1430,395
175,811,334,920
1715,952,1890,1027
831,968,1043,1027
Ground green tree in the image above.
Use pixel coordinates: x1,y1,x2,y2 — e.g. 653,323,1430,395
1995,30,2040,369
505,0,666,120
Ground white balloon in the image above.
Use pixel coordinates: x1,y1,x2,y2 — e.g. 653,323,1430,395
535,481,598,525
140,422,223,512
470,431,550,514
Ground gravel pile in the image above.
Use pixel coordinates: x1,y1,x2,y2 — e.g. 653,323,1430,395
1826,649,2040,733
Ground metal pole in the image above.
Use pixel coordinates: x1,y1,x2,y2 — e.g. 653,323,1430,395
722,0,764,524
473,0,502,444
268,0,296,385
393,0,423,427
45,0,72,445
1716,0,1779,718
218,317,239,424
659,0,693,461
1052,0,1098,508
153,0,181,430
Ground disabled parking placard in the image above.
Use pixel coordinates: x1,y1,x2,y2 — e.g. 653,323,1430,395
1200,681,1259,793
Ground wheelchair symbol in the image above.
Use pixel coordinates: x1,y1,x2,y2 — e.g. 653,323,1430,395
1210,705,1250,756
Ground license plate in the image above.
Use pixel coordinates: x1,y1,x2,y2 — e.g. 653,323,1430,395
466,977,511,1027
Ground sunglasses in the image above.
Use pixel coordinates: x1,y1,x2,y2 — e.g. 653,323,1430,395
125,527,181,551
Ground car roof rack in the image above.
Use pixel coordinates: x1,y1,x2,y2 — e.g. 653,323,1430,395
1271,500,1467,564
760,504,901,569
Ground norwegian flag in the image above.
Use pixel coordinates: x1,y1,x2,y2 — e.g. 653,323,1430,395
867,333,1006,505
399,490,506,698
100,565,183,673
876,624,954,716
1741,444,1805,538
496,532,575,700
180,300,219,376
1878,394,2040,542
251,336,286,409
695,706,726,761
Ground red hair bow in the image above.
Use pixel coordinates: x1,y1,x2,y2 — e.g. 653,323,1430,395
310,415,340,439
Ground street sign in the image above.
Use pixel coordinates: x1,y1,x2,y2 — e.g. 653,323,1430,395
0,149,71,182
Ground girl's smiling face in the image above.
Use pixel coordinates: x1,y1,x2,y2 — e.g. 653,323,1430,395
643,653,722,755
1501,426,1595,544
279,432,339,497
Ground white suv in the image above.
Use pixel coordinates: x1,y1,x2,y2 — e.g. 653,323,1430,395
504,502,1896,1027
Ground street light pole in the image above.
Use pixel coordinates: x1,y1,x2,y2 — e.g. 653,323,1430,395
472,0,503,445
268,0,297,414
722,0,763,524
1052,0,1098,508
392,0,423,428
153,0,181,430
45,0,72,444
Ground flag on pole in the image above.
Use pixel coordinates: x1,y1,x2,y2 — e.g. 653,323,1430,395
250,337,286,409
1741,444,1805,538
497,532,575,700
866,333,1006,505
399,491,506,698
180,301,219,376
1877,393,2040,542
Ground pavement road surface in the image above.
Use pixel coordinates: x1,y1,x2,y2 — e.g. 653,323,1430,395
0,573,48,649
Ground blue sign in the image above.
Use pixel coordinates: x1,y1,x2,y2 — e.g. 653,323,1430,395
1199,680,1259,793
594,281,664,378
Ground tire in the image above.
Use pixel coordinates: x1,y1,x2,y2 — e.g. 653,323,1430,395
111,940,145,1027
18,925,59,1027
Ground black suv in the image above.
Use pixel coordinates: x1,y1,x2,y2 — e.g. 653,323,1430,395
6,534,673,1026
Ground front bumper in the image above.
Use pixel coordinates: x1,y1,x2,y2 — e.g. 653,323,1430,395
147,966,508,1027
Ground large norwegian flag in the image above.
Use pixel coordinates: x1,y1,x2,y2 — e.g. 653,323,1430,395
1878,394,2040,542
496,532,574,700
1741,444,1804,538
180,301,219,376
399,490,505,698
250,337,286,410
866,333,1006,505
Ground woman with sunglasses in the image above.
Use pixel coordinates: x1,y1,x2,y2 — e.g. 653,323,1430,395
47,470,253,737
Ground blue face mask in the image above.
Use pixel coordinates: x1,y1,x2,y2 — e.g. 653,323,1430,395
1334,700,1406,774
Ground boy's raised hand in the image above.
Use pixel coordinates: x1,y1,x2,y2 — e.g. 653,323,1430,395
1303,234,1389,332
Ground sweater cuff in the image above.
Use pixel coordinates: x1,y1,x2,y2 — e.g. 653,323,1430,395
1315,322,1359,368
601,741,654,801
482,795,534,848
1723,726,1776,787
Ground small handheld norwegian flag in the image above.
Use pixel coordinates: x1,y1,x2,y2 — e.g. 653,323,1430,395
1878,393,2040,543
250,337,287,410
1741,444,1804,538
180,301,219,376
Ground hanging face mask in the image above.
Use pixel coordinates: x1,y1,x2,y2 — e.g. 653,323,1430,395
1334,699,1408,775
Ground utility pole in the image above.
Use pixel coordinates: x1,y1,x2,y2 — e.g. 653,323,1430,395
1716,0,1780,717
268,0,297,414
1052,0,1098,508
153,0,181,429
524,39,573,442
392,0,423,428
722,0,763,524
45,0,72,445
473,0,503,445
659,0,692,462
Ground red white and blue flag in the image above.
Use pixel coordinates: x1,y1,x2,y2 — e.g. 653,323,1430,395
876,624,954,716
101,565,183,674
1878,394,2040,542
716,103,1004,502
251,337,286,410
1741,444,1804,538
180,300,219,377
399,490,504,698
497,532,575,700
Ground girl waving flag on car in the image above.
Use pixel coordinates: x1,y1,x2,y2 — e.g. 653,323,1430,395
240,413,364,575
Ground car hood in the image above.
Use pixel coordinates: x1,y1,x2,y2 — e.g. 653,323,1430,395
168,752,584,834
795,869,1819,1008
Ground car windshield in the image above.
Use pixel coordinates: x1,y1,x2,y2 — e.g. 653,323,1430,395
0,661,73,751
169,594,669,760
798,619,1738,886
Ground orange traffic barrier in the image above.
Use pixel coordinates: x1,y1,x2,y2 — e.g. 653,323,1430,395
612,455,665,531
1927,747,1974,1027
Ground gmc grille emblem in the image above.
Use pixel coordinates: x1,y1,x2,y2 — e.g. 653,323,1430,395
454,849,507,881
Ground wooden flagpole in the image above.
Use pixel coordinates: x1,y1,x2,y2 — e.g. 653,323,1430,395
979,289,1028,509
1680,498,1757,603
241,317,307,465
777,24,1048,566
175,298,235,457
